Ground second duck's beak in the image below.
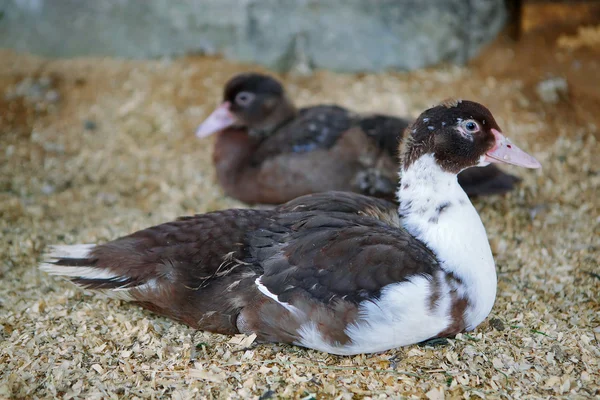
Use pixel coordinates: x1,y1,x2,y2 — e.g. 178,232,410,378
195,102,237,138
484,129,542,169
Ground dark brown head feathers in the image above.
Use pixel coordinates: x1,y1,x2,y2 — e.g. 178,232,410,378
223,73,284,103
222,73,296,136
402,100,500,173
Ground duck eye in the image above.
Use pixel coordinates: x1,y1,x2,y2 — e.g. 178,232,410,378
464,120,479,132
235,91,255,106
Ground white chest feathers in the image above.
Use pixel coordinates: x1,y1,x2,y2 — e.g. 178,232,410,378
398,154,497,331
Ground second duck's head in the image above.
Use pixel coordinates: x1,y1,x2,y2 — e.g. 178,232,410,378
195,73,296,139
402,99,542,175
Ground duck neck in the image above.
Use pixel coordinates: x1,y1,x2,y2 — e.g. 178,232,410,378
397,154,497,330
248,95,298,138
213,129,262,200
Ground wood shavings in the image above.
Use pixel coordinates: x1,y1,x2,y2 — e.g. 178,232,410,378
1,32,599,398
188,366,227,383
228,333,257,348
425,387,445,400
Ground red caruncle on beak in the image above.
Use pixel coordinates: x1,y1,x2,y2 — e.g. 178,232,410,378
484,129,541,169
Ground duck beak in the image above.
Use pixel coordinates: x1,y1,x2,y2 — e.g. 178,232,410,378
195,102,237,138
484,129,542,169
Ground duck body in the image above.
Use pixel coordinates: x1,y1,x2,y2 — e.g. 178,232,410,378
40,190,489,355
41,100,541,355
213,105,400,204
198,73,521,205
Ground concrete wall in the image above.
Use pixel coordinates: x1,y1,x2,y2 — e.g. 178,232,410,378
0,0,507,72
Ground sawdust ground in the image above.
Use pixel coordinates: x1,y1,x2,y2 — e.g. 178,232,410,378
1,21,599,400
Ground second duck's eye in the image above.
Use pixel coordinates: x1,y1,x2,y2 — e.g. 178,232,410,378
463,120,480,133
235,91,255,106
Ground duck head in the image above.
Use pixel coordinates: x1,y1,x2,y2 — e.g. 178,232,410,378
195,73,297,139
403,99,541,173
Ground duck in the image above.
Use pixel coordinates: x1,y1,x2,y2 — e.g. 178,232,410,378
40,99,541,355
195,72,521,204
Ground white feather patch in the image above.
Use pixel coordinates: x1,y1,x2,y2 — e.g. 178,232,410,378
296,274,452,355
45,244,96,259
39,243,125,282
38,264,125,281
399,154,497,331
255,277,303,316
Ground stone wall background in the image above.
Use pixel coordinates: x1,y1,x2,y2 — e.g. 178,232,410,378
0,0,507,72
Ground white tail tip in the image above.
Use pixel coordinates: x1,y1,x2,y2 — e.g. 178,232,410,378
44,244,96,260
38,244,119,281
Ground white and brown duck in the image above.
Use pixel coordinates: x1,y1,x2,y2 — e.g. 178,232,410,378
195,72,521,204
40,99,540,355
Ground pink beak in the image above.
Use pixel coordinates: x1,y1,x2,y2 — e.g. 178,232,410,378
484,129,541,169
195,102,237,138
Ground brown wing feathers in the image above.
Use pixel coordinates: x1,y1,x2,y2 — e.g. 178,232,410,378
251,207,439,306
43,193,439,330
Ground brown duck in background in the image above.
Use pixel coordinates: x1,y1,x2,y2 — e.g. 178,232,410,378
195,73,521,204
